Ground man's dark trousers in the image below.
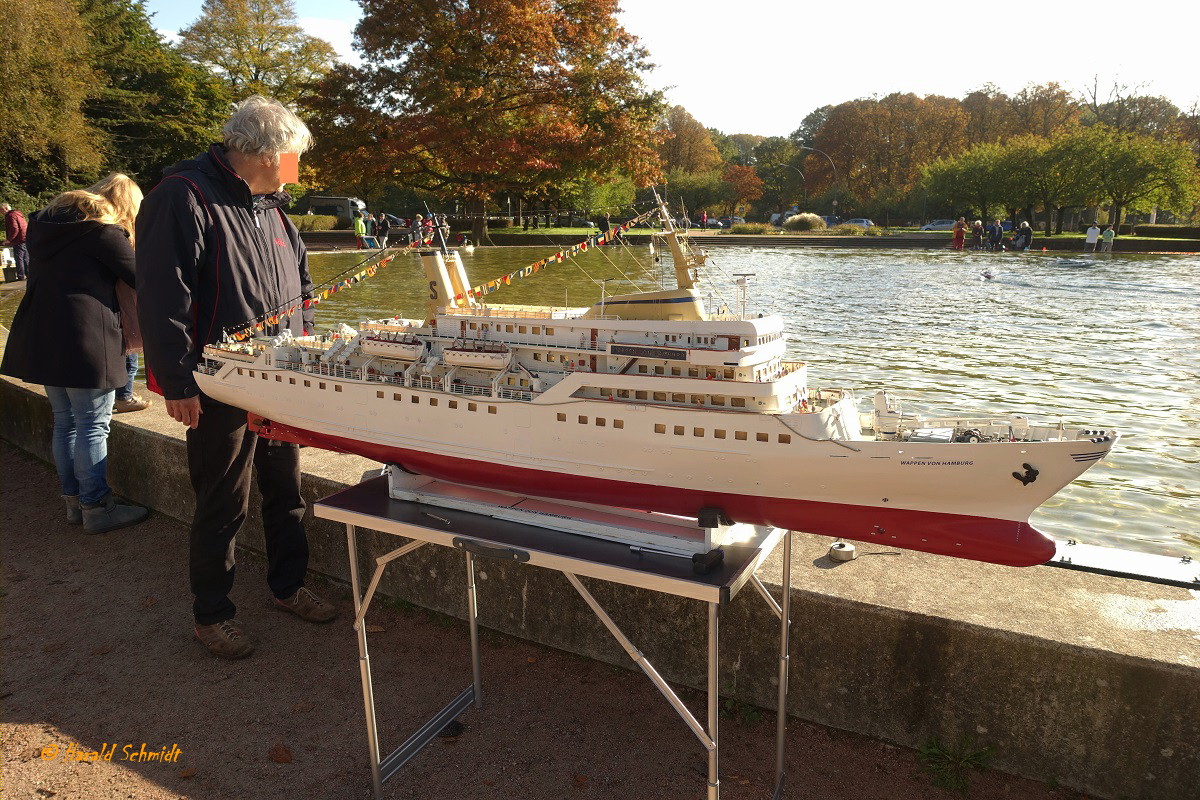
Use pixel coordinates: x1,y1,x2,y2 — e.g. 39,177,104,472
13,243,28,279
187,395,309,624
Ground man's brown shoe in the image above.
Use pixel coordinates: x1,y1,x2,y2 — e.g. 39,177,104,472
113,394,152,413
194,619,255,659
274,587,338,623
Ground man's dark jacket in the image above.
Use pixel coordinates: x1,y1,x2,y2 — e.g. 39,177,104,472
136,145,315,401
0,209,136,389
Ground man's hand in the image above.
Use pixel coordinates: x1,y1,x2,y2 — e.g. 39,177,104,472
166,396,202,429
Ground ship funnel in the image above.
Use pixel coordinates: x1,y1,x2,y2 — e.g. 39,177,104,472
419,250,457,319
444,251,476,309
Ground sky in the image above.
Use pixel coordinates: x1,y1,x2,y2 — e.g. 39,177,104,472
145,0,1199,138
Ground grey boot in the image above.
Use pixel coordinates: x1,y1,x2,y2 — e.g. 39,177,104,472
81,493,149,534
63,495,83,525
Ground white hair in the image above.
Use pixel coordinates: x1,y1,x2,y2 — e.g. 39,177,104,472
222,95,313,159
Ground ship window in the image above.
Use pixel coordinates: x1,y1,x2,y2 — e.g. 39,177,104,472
693,428,704,437
558,413,567,422
706,370,716,379
635,391,648,400
617,389,630,398
711,396,726,406
732,398,746,408
505,325,513,333
735,431,747,441
638,365,648,373
672,393,685,403
654,366,664,375
690,395,703,404
430,398,438,406
249,370,255,377
411,396,418,403
578,415,587,424
547,353,556,362
488,406,497,414
469,403,477,411
237,368,244,375
335,384,342,392
319,382,326,389
600,388,612,397
671,367,681,376
674,425,685,435
521,379,530,388
276,375,282,382
779,434,792,444
653,392,666,401
533,353,541,361
545,327,554,335
261,373,267,380
449,400,458,409
715,429,727,439
757,432,769,442
688,368,698,377
614,420,623,429
376,391,384,399
393,393,402,401
532,326,541,334
654,424,666,434
304,380,311,387
743,339,750,347
289,377,296,385
596,418,606,427
724,369,734,379
469,323,477,330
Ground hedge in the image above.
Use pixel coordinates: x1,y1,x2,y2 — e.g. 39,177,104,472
730,223,774,234
1129,224,1200,239
286,214,340,232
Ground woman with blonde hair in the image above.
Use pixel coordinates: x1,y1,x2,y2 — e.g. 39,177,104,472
0,173,150,533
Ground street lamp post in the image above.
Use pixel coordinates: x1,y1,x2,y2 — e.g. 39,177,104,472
796,145,839,220
782,164,805,209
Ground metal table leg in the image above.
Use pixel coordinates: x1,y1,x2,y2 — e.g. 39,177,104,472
773,530,793,799
466,551,483,708
346,524,384,799
708,601,721,800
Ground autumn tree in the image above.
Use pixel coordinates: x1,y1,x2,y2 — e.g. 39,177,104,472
659,106,722,174
1010,82,1080,138
962,84,1019,145
719,164,763,216
78,0,230,184
179,0,337,104
0,0,100,201
308,0,664,245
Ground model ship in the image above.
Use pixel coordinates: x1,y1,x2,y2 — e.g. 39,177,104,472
195,200,1118,567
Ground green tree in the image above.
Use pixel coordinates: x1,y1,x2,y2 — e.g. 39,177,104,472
0,0,101,200
751,137,804,214
665,169,722,217
310,0,665,245
178,0,338,104
78,0,230,183
923,143,1009,222
1080,125,1200,223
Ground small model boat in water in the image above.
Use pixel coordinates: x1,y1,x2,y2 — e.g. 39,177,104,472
196,199,1117,567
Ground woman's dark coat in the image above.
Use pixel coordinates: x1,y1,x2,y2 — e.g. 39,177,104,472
0,209,136,389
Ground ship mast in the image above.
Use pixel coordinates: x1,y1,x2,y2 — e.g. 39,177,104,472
652,189,706,291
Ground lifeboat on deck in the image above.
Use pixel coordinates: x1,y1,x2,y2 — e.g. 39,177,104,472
443,340,513,370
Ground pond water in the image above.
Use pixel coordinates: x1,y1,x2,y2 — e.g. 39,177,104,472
4,241,1197,558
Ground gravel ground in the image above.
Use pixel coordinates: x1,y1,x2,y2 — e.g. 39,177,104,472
1,441,1096,800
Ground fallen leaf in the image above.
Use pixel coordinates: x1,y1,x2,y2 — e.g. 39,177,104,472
292,701,315,713
365,624,385,633
268,744,292,764
178,768,197,779
527,657,537,664
573,774,587,788
91,645,112,656
141,596,157,608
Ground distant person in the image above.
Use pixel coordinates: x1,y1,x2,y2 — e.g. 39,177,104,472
409,214,425,245
1011,221,1033,251
1084,222,1101,252
700,210,708,229
0,176,150,533
951,217,968,251
376,212,391,248
987,219,1004,251
971,219,984,250
2,202,29,280
362,212,379,248
1100,224,1116,252
353,211,367,249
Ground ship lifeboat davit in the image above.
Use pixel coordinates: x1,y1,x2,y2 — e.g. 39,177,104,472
360,333,426,361
443,341,513,370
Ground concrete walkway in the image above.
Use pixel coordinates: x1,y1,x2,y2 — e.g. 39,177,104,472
0,442,1093,800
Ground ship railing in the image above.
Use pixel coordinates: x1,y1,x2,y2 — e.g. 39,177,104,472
496,388,534,402
197,359,222,375
414,376,445,391
448,383,492,398
275,360,364,381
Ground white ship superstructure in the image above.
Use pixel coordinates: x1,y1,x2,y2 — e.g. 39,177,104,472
195,201,1118,567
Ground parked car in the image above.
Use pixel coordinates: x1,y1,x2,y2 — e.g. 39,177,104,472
843,218,875,228
920,219,956,230
820,215,841,226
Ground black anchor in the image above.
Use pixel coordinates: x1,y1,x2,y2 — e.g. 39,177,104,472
1012,463,1039,486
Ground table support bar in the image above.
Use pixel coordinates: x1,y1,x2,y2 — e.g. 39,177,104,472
354,539,428,630
379,685,476,785
563,571,715,752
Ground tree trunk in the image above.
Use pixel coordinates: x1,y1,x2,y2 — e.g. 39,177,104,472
469,197,492,246
1055,206,1067,235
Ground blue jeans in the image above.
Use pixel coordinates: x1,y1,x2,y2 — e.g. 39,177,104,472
13,243,29,279
118,353,138,401
45,387,115,505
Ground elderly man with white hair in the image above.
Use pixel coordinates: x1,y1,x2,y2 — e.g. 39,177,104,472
137,95,336,660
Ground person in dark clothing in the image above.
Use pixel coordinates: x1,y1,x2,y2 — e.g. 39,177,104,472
1,177,150,533
987,219,1004,251
376,212,391,248
2,203,29,280
136,95,337,660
